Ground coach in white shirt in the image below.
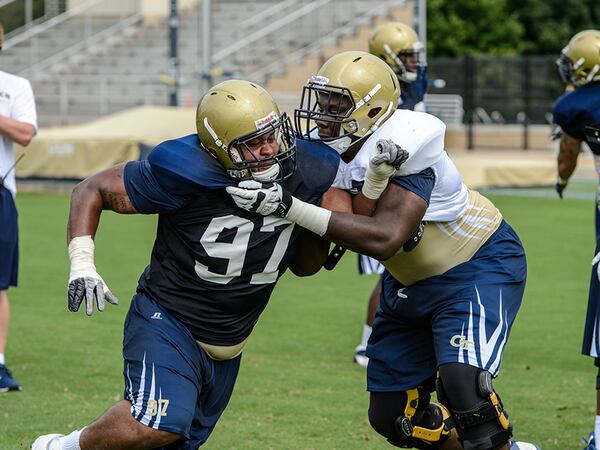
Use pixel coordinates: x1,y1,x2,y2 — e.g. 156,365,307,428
0,23,37,393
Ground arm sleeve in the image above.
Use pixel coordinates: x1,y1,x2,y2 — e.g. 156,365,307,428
123,160,191,214
390,167,436,204
12,80,37,132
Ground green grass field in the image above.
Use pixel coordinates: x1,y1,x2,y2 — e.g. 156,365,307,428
1,187,598,449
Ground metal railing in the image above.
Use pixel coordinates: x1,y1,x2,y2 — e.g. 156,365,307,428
24,13,143,77
4,0,142,78
8,0,408,126
247,0,402,85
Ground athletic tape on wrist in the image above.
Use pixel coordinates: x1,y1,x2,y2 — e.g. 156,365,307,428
68,235,97,280
285,197,331,236
362,176,389,200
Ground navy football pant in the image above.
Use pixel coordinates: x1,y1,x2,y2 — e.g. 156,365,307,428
0,186,18,290
123,293,241,449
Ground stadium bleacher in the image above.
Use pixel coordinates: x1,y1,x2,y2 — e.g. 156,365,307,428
2,0,404,126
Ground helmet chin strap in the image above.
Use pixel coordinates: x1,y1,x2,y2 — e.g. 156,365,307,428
252,164,280,182
328,136,354,154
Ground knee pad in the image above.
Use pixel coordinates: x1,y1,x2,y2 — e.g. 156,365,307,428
437,364,512,450
388,388,453,449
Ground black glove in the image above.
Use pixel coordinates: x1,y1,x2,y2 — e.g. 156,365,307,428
555,176,568,199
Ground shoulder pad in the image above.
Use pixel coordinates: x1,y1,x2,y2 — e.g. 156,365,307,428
295,138,341,195
364,110,445,176
148,134,232,192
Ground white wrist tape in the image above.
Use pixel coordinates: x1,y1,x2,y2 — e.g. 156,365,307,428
362,173,390,200
286,197,332,236
68,235,98,282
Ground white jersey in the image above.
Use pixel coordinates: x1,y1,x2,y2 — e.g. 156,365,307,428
0,71,37,196
332,109,502,285
333,109,468,222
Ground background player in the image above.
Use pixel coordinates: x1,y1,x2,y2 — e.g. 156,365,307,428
32,80,341,450
351,21,431,367
0,23,37,393
553,29,600,450
228,51,538,450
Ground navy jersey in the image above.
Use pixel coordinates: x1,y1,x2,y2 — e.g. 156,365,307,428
124,134,339,345
399,67,429,111
553,81,600,141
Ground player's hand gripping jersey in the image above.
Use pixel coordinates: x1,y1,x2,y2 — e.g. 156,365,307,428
123,134,339,353
333,109,503,286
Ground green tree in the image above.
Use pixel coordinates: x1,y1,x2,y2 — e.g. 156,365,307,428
427,0,526,56
506,0,600,54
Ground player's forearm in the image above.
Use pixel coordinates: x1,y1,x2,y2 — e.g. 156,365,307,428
289,230,330,276
557,133,581,180
352,192,377,217
324,211,407,261
68,178,104,241
0,115,35,147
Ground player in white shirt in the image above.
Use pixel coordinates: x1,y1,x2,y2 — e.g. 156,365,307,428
0,24,37,393
228,52,537,450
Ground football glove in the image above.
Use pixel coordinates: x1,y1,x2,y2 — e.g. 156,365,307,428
555,176,568,199
227,180,331,236
362,139,409,199
226,180,293,217
68,236,118,316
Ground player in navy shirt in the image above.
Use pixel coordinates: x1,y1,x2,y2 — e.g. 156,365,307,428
554,29,600,450
32,80,339,450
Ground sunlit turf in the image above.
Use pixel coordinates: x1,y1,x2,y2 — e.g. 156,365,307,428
1,189,597,449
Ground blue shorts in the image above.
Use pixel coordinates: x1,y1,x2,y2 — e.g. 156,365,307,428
367,220,527,392
123,293,241,449
0,186,18,290
583,204,600,358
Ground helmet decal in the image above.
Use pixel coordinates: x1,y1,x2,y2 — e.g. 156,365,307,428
309,75,330,85
254,111,279,130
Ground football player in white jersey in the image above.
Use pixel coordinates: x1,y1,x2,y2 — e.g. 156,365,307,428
227,52,538,450
349,21,432,368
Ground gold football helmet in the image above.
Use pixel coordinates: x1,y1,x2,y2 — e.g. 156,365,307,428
368,22,425,83
294,51,399,153
557,29,600,86
196,79,296,181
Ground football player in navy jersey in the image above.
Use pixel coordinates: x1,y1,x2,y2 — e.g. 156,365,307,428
347,21,431,368
32,80,341,450
228,52,538,450
553,29,600,450
369,22,429,112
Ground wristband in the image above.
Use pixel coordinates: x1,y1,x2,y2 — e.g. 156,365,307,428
285,197,332,236
362,175,389,200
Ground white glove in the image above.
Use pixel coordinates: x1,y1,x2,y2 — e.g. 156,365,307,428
362,139,409,200
226,180,331,236
68,236,118,316
226,180,292,217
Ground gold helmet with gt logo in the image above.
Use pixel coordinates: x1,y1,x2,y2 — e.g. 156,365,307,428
368,22,425,83
196,79,296,181
557,29,600,86
295,51,399,154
